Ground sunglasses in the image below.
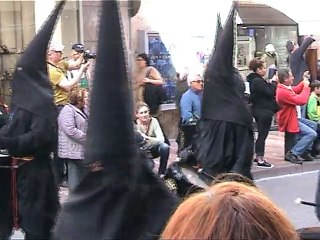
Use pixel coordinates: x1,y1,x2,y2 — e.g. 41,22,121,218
138,110,149,114
192,80,204,84
54,51,62,54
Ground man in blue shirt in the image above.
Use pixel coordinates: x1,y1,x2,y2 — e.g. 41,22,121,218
180,72,203,123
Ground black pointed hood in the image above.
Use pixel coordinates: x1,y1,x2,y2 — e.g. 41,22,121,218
214,12,223,47
54,1,177,239
11,0,66,125
83,2,135,166
204,13,223,81
289,36,315,85
202,3,252,128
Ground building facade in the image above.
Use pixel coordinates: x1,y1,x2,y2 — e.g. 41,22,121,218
0,0,135,104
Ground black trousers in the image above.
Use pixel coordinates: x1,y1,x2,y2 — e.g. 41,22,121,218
254,114,273,157
54,105,67,185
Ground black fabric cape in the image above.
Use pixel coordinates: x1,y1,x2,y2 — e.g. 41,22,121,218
54,1,178,239
0,1,64,238
194,120,253,179
0,108,58,238
194,4,253,179
289,37,315,85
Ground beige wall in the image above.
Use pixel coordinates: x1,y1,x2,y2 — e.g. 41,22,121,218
0,1,35,104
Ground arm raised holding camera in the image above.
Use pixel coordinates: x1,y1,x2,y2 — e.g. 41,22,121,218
59,62,90,91
68,53,84,70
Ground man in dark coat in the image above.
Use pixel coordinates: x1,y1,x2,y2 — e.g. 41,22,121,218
193,4,254,179
0,1,65,239
54,1,177,240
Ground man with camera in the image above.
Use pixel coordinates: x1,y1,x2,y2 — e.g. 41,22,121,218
68,43,95,90
47,42,90,112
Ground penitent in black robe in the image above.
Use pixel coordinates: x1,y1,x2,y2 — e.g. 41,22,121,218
194,3,254,180
0,108,59,239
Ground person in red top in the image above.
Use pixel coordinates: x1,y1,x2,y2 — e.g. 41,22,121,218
276,69,317,164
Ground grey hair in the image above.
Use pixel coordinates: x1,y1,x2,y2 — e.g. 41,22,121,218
187,72,203,86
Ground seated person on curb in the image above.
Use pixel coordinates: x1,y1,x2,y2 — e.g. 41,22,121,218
135,102,169,177
178,72,203,150
180,72,203,124
306,80,320,155
276,69,317,164
307,80,320,123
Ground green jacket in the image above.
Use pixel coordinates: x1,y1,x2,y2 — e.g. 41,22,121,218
307,92,320,121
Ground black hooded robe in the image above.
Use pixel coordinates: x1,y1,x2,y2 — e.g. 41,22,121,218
0,1,65,238
0,108,59,239
193,4,253,180
194,71,254,179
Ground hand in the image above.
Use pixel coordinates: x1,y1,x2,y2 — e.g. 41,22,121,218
140,132,149,140
303,78,310,87
143,78,151,83
81,61,90,71
136,79,145,86
271,74,278,83
303,71,310,79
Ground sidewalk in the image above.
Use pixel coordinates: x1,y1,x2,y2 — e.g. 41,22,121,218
166,131,320,180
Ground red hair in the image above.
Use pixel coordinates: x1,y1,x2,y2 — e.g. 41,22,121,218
162,181,298,240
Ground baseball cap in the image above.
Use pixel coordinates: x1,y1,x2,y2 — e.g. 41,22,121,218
49,42,65,52
72,43,84,53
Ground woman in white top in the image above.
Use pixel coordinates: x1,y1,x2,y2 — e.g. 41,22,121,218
135,102,169,177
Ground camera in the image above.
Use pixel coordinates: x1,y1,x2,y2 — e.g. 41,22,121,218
83,49,96,62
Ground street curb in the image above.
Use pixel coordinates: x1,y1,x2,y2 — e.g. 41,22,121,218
252,161,320,179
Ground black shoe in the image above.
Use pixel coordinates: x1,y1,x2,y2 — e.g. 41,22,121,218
300,151,314,161
257,160,274,169
285,152,303,164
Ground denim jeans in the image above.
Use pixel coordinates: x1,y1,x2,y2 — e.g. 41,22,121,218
67,159,87,192
150,142,170,175
291,118,317,156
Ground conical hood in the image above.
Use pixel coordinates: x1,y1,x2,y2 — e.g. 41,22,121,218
54,1,177,239
204,13,223,81
214,12,223,47
202,2,252,128
83,1,135,165
11,0,66,124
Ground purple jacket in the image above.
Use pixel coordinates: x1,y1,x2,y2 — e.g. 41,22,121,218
58,104,88,160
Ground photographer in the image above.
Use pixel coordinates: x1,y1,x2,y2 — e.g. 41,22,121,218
68,43,94,89
47,42,90,111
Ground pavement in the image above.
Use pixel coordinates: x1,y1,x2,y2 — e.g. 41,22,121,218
166,131,320,180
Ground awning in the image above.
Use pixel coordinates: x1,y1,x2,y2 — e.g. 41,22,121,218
236,3,297,26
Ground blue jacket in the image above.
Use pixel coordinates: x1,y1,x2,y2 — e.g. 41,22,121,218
180,88,202,123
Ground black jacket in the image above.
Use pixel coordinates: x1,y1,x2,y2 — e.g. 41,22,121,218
0,108,58,237
247,72,276,116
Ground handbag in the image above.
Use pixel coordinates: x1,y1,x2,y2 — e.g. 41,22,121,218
143,67,167,115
